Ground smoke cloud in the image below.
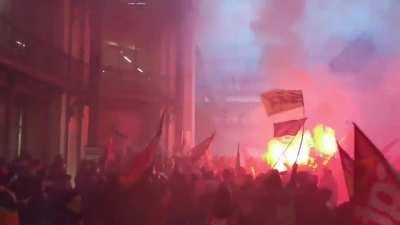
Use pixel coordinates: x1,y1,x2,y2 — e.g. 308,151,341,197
251,0,400,149
198,0,400,204
197,0,400,156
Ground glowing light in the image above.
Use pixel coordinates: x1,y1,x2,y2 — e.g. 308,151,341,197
263,131,314,172
250,166,256,179
16,40,26,48
137,67,144,73
313,124,338,158
262,124,338,171
122,56,132,63
128,2,146,6
225,96,261,103
128,45,136,51
106,41,119,47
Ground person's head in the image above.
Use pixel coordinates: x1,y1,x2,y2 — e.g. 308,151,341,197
322,168,333,177
0,160,9,175
20,152,33,161
0,162,11,186
52,155,64,167
236,167,247,177
222,169,234,183
0,175,10,186
319,188,332,203
202,170,214,179
297,171,316,186
263,169,282,190
29,159,43,175
241,175,254,189
0,157,6,166
62,174,72,190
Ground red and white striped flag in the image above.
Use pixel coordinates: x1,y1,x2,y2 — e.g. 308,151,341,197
261,90,304,116
273,118,306,137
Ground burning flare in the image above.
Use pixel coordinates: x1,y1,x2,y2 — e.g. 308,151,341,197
263,124,338,172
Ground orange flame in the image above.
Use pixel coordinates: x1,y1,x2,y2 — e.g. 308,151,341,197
250,166,256,179
263,124,338,172
313,125,338,158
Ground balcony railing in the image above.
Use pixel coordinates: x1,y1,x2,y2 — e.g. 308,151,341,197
0,16,89,90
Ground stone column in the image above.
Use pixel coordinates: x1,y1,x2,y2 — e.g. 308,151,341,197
177,0,198,148
66,101,83,178
87,0,104,147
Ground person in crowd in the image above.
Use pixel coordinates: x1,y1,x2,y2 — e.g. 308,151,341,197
0,151,356,225
319,168,338,207
0,161,19,225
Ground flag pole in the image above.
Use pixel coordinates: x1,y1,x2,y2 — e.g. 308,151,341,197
236,143,241,170
295,124,305,162
288,99,306,187
294,100,306,164
272,117,306,169
272,133,297,168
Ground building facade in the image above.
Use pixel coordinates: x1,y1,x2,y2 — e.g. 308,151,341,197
0,0,198,175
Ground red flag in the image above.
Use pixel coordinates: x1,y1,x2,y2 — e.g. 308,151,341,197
235,144,241,171
273,118,307,137
353,124,400,225
105,137,116,170
105,128,128,170
261,89,304,116
382,139,399,153
119,112,165,186
338,144,354,199
191,133,215,162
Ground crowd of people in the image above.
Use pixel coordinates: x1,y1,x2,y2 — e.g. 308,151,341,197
0,153,352,225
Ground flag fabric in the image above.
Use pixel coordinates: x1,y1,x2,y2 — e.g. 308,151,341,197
261,90,304,116
274,118,307,137
104,137,116,170
338,144,354,199
353,124,400,225
338,128,354,154
382,139,399,157
105,128,128,170
119,112,165,186
235,145,241,171
191,133,215,163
